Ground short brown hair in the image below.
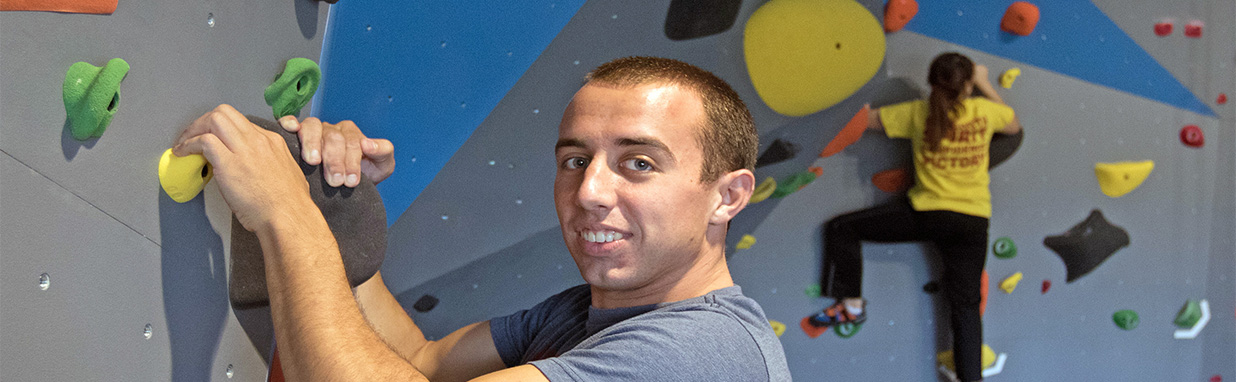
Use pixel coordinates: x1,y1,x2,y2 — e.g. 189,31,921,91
586,56,757,183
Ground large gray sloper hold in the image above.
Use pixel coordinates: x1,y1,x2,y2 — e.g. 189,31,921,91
228,116,387,309
1043,209,1130,283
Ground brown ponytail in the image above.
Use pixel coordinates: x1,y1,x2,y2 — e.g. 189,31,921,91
924,53,974,152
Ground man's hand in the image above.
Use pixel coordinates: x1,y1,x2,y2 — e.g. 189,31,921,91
278,116,396,187
173,104,313,234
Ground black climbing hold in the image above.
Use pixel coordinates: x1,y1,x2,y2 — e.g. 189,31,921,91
1044,209,1130,283
664,0,743,41
989,128,1023,169
413,294,440,313
756,139,801,168
923,281,940,294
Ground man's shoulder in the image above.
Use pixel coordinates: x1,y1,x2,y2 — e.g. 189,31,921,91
566,287,789,381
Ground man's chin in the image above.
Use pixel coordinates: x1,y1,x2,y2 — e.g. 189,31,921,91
584,270,642,292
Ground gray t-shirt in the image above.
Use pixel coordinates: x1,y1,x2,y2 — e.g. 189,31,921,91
490,284,791,381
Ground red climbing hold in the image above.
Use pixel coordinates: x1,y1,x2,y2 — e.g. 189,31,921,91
1180,125,1204,148
800,317,830,339
1153,22,1173,37
820,105,870,157
808,166,824,177
1217,93,1227,105
1041,280,1051,294
872,168,912,193
1211,375,1221,382
883,0,918,33
1184,21,1203,38
1001,2,1040,36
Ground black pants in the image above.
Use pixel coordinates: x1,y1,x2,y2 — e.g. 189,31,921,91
820,199,989,381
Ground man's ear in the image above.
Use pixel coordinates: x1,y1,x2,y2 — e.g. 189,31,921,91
710,169,755,225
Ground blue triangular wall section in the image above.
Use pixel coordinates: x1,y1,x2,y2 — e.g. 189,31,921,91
316,1,588,225
901,0,1216,118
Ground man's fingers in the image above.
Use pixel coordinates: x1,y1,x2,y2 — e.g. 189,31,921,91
173,133,229,167
298,117,324,165
360,138,396,184
341,124,365,188
279,116,302,132
321,123,347,187
176,104,248,150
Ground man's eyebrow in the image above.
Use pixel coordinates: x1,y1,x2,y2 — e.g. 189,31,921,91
555,138,587,152
617,137,676,163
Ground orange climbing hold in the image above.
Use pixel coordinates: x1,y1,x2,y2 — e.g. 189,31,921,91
799,316,830,338
820,105,870,157
872,168,912,193
980,270,989,316
883,0,918,33
0,0,116,14
1000,2,1040,36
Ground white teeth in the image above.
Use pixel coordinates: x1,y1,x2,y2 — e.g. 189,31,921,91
582,230,623,243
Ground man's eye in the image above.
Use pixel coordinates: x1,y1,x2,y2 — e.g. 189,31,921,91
563,157,589,169
622,158,653,171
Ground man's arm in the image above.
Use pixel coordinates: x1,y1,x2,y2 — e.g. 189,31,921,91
260,211,429,381
354,272,513,381
177,106,549,381
174,105,423,381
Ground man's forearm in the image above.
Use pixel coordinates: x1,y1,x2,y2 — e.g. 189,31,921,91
355,272,431,361
257,206,429,382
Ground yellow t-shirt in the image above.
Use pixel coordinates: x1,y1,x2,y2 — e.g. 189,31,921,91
879,98,1015,218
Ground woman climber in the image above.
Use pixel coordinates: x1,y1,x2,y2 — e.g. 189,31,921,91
806,52,1021,382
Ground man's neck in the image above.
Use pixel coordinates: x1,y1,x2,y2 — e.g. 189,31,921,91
590,247,734,309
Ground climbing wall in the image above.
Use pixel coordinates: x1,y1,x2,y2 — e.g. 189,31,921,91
320,0,1235,380
0,1,328,380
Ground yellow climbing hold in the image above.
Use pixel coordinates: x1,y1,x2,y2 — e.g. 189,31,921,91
1000,68,1021,89
743,0,885,116
769,320,786,337
999,272,1023,294
750,177,777,204
1094,161,1154,198
938,344,997,371
736,234,757,250
158,148,213,203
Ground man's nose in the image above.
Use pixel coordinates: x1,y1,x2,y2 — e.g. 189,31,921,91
577,159,617,211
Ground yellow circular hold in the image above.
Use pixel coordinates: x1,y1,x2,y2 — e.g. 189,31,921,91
744,0,886,116
749,177,777,204
1000,68,1022,89
158,148,213,203
937,344,997,371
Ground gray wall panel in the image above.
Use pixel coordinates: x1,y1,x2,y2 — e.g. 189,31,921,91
0,0,329,245
1,0,327,380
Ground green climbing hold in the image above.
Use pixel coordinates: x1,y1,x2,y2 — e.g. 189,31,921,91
771,167,821,198
1175,300,1202,328
992,237,1017,259
834,322,862,338
63,58,130,140
1113,310,1139,330
804,284,821,298
265,58,321,119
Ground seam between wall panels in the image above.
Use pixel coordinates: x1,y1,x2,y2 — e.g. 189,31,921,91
0,148,159,247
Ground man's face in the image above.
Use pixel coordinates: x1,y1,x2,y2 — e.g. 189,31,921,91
554,83,717,294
